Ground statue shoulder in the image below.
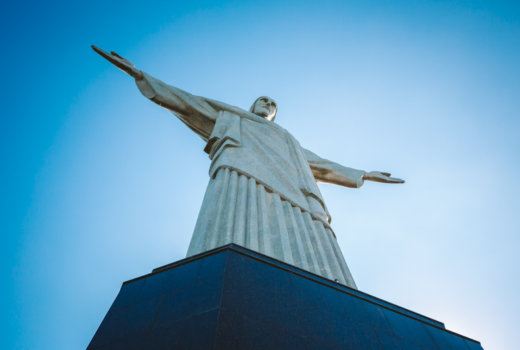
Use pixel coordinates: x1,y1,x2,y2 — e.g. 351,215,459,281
203,98,247,116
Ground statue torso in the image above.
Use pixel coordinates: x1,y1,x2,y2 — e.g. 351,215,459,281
206,111,330,225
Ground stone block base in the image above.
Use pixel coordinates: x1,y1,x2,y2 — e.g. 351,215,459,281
88,244,483,349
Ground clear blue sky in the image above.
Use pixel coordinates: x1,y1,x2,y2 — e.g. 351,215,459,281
2,0,519,349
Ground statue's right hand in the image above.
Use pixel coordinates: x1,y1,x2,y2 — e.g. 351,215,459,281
91,45,143,79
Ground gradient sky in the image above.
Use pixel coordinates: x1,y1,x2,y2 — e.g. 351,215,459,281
2,0,519,349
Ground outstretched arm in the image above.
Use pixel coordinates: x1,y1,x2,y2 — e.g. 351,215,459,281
303,149,404,188
92,45,217,140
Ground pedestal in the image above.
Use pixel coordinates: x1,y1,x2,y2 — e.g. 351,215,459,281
88,244,483,349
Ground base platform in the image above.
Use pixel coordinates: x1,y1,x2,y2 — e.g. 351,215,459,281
88,244,483,349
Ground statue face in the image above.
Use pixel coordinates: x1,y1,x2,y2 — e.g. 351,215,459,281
251,96,277,121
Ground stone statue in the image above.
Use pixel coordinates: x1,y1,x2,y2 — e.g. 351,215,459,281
92,46,404,289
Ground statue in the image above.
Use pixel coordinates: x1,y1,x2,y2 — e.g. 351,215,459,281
92,46,404,289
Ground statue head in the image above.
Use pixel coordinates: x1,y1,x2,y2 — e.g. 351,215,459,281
250,96,277,121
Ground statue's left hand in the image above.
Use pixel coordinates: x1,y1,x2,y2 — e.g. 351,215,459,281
91,45,143,79
363,171,405,184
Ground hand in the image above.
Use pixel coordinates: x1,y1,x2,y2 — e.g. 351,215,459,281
363,171,405,184
91,45,143,79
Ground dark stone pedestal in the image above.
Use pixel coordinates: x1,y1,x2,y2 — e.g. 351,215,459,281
88,244,483,349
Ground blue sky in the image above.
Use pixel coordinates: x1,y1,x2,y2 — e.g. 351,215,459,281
2,0,519,349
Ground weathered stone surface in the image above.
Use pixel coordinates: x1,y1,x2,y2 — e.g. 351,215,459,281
92,46,404,289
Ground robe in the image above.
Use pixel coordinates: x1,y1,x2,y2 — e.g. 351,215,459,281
136,73,365,288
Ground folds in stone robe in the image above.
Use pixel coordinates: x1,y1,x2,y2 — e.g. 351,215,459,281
136,73,366,288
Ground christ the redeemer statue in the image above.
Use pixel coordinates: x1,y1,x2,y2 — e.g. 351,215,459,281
93,46,404,289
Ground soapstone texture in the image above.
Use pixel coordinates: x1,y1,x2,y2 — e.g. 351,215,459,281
92,46,404,289
137,73,361,287
188,168,357,287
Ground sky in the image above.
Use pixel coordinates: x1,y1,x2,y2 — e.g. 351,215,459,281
1,0,519,349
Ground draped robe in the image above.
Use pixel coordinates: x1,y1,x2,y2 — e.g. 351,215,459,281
136,73,366,288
